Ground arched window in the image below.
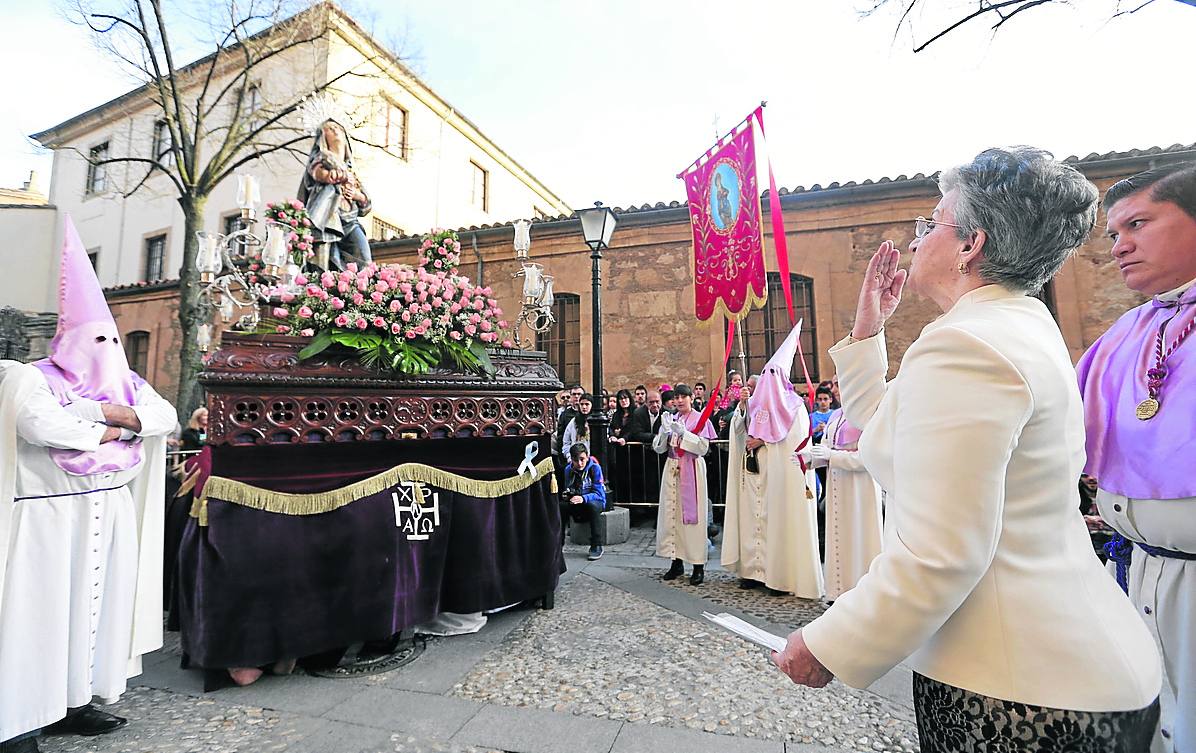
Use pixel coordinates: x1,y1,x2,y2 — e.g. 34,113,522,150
537,293,581,386
125,330,150,376
740,273,819,382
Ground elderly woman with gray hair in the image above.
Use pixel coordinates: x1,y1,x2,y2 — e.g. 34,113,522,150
772,148,1161,751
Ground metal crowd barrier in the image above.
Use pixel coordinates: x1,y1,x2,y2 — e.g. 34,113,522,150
603,438,732,510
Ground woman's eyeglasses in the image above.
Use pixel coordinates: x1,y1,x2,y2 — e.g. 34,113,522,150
914,216,964,239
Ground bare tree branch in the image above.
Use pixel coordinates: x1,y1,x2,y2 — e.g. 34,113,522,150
61,0,404,420
1113,0,1160,17
868,0,1190,52
910,0,1036,52
213,133,311,184
989,0,1054,33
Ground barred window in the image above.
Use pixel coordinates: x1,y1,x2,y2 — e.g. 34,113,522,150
385,101,408,160
1035,278,1058,320
245,84,262,132
471,161,489,212
740,273,818,382
537,293,581,386
125,331,150,376
86,142,108,194
152,119,171,161
144,234,166,282
222,213,248,259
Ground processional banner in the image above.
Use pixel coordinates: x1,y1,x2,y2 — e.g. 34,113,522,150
680,121,768,322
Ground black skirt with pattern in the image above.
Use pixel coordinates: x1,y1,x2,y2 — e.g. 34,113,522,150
913,673,1159,753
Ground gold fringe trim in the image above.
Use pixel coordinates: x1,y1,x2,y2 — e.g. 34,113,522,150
189,495,208,527
176,464,200,499
191,457,556,525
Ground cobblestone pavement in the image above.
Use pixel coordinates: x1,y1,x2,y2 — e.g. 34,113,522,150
40,687,304,753
568,516,829,629
451,574,919,752
37,516,914,753
38,687,503,753
653,568,829,630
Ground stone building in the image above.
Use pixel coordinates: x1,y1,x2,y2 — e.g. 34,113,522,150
25,4,568,294
101,143,1193,401
0,171,58,361
3,4,570,374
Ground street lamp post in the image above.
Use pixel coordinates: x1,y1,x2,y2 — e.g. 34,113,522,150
576,202,618,469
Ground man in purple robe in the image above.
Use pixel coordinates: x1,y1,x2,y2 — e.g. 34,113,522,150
1077,161,1196,753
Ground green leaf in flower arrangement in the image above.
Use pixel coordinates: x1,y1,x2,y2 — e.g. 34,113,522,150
359,343,385,369
297,329,336,360
400,344,437,374
330,331,384,351
468,339,496,376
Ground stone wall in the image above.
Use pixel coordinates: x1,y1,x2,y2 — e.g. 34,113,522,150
0,308,58,362
106,282,184,404
103,147,1191,401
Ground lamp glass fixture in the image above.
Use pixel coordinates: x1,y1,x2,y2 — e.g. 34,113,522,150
513,219,531,260
520,262,544,300
196,322,213,352
262,222,289,268
577,203,617,251
195,232,224,275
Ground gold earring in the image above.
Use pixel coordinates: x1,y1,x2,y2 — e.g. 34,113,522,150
958,262,969,276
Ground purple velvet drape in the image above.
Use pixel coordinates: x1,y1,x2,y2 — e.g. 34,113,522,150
173,437,563,669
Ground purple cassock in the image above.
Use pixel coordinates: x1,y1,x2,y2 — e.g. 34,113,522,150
1076,284,1196,500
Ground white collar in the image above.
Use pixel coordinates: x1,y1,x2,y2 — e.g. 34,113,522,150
1157,276,1196,302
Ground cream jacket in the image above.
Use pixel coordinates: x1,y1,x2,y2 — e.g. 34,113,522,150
801,285,1160,712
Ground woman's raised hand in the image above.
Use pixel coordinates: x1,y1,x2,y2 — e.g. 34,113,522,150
851,240,907,340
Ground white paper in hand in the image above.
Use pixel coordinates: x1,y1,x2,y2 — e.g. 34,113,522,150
703,612,787,653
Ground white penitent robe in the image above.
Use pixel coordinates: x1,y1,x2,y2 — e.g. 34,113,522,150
722,409,823,598
0,362,174,741
1097,490,1196,753
820,410,884,601
654,412,713,566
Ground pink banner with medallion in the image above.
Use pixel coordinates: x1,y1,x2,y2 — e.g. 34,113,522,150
680,120,768,322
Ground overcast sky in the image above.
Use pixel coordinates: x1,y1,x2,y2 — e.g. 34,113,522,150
2,1,1194,211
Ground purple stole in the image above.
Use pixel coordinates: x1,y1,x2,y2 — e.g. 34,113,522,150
1076,286,1196,500
828,409,862,450
669,410,716,525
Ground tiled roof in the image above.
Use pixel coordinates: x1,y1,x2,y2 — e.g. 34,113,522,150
375,142,1196,243
104,278,180,296
92,142,1196,267
1066,143,1196,163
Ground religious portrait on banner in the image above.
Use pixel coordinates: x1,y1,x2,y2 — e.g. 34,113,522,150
682,123,767,322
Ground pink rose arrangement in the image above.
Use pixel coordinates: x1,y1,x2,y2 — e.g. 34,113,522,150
264,198,316,265
267,229,508,376
418,229,462,274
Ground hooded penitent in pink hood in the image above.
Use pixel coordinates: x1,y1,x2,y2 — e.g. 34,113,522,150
747,320,809,443
32,216,144,475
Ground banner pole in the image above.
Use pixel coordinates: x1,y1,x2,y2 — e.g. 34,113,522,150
736,316,748,377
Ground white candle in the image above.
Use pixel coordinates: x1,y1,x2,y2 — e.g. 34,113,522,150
264,223,288,267
236,174,260,210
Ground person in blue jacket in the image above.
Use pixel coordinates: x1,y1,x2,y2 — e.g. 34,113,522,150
561,442,607,561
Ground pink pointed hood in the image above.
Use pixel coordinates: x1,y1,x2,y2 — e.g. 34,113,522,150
747,319,809,443
32,216,144,475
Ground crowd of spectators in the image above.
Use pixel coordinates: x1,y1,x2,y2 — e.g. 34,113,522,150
549,373,1110,560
